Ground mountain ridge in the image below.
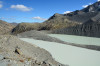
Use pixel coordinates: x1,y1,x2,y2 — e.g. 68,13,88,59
12,1,100,37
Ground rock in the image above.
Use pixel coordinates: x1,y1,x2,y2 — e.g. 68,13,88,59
15,48,22,55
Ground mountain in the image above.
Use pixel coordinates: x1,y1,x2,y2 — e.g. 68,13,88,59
51,1,100,37
42,1,100,28
0,20,15,34
41,13,80,30
12,13,80,34
53,20,100,37
12,1,100,37
12,23,41,34
10,22,18,26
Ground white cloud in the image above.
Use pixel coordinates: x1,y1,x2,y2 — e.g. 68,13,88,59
82,3,93,8
82,5,88,8
11,4,33,11
0,4,2,8
0,1,3,8
98,0,100,1
32,16,47,21
0,17,16,20
64,11,72,14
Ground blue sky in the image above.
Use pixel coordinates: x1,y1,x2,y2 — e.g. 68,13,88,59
0,0,98,23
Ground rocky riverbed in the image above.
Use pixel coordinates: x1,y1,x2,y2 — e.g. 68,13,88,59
17,30,67,44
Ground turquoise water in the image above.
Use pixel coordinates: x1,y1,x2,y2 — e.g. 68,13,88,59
49,34,100,46
20,38,100,66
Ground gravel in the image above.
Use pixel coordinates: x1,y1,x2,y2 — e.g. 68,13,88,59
17,30,67,44
0,35,67,66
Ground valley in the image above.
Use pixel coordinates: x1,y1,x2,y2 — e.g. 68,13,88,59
0,0,100,66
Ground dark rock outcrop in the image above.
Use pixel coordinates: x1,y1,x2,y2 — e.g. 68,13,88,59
53,19,100,37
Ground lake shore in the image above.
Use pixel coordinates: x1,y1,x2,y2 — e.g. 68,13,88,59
20,38,100,66
17,30,100,51
49,34,100,51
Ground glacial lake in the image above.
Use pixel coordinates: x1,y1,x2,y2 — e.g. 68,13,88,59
49,34,100,46
20,38,100,66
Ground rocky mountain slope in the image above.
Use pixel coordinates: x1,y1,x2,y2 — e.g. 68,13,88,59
0,35,67,66
53,19,100,37
0,20,15,34
12,1,100,37
12,14,80,34
10,22,18,26
12,23,41,34
12,13,80,34
51,1,100,37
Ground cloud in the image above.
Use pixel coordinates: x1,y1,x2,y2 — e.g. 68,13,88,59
0,1,3,8
10,4,33,11
82,3,93,8
32,16,47,21
64,11,72,14
82,5,88,8
0,4,2,8
0,17,16,20
98,0,100,1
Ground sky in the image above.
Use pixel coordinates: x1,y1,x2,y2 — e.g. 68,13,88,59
0,0,99,23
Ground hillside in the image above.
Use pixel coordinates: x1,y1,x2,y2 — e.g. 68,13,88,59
12,1,100,37
12,23,41,34
51,1,100,37
10,22,18,26
41,13,80,30
12,14,80,34
53,19,100,37
0,20,15,34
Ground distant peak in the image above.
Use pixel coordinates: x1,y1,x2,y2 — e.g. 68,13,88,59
53,13,63,17
81,1,100,12
54,13,60,15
